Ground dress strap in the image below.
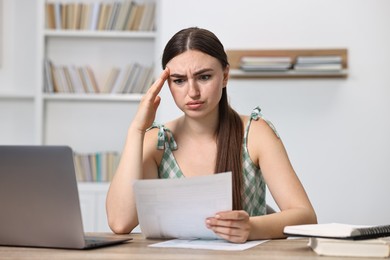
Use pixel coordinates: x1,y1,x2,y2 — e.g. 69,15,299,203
246,106,280,139
147,122,178,150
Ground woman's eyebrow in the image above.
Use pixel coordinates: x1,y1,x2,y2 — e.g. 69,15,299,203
170,73,185,78
170,68,214,78
194,68,213,76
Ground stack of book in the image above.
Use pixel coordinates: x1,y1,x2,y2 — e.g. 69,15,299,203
293,55,343,73
102,63,155,94
73,151,120,182
44,60,154,94
239,56,292,72
45,0,155,31
284,223,390,258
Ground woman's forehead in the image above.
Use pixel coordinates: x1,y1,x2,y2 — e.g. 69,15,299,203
167,50,221,73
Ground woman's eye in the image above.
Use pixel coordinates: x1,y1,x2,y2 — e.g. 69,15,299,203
199,74,211,81
173,79,185,85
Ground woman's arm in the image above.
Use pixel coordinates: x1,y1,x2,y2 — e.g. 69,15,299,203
206,118,317,242
106,69,169,234
250,118,317,239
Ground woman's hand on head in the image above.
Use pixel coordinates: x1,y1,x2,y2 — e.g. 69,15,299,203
131,68,170,132
206,210,251,243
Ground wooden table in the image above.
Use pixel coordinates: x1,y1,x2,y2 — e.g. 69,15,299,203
0,233,380,260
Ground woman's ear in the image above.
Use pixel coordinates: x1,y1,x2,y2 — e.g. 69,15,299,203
223,65,230,88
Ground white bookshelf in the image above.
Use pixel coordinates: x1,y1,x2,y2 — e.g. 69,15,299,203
34,0,158,231
44,29,156,39
77,182,111,232
42,93,143,101
0,92,35,100
36,0,157,150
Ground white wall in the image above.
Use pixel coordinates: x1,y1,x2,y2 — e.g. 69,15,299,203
1,0,389,226
156,0,390,225
0,0,37,145
0,0,37,93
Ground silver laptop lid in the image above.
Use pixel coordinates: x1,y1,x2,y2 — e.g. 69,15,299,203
0,146,86,249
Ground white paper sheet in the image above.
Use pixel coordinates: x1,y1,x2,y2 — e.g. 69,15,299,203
133,172,232,239
149,239,268,251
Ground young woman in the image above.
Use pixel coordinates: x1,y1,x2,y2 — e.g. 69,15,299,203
106,27,317,243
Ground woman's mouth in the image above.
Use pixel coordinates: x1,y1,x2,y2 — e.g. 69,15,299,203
186,101,204,110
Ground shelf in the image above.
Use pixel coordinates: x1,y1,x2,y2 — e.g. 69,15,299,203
77,182,110,191
44,30,156,39
43,93,143,102
229,69,348,78
226,49,348,79
0,92,35,100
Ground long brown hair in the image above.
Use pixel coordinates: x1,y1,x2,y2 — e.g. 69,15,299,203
162,27,244,210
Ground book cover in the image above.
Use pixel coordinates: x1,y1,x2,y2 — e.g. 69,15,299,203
102,67,120,93
309,237,390,258
240,56,292,64
240,56,292,71
53,3,62,30
45,3,56,29
294,63,343,72
284,223,390,240
89,3,101,30
114,0,134,31
296,55,342,64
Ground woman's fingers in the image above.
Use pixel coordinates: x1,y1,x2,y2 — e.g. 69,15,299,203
131,68,169,132
144,68,169,102
212,228,247,243
206,211,248,228
205,211,250,243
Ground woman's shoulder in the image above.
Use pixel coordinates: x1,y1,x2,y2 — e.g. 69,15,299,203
245,115,275,135
147,117,180,131
243,106,280,139
144,118,181,150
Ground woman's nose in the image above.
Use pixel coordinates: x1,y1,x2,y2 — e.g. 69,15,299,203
188,80,200,98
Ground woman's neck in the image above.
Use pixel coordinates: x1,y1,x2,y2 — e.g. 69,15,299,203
178,111,219,140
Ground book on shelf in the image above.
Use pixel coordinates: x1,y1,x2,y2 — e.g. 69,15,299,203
295,55,343,64
293,63,343,72
97,3,110,30
122,63,141,93
52,3,62,29
45,3,56,29
106,63,154,94
68,3,82,30
293,55,343,72
128,4,143,31
140,64,155,93
240,56,292,64
45,1,155,32
73,151,120,182
137,2,155,31
110,64,133,93
136,64,155,93
284,223,390,240
89,3,101,30
239,56,292,72
105,2,121,30
68,65,85,93
44,60,154,94
308,237,390,258
43,60,55,93
102,67,121,93
114,0,135,31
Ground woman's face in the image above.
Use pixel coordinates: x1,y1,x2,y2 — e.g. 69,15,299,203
166,50,229,119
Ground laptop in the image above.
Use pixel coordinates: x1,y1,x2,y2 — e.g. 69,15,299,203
0,145,132,249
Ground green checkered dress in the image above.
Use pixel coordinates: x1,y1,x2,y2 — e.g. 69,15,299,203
147,106,279,216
